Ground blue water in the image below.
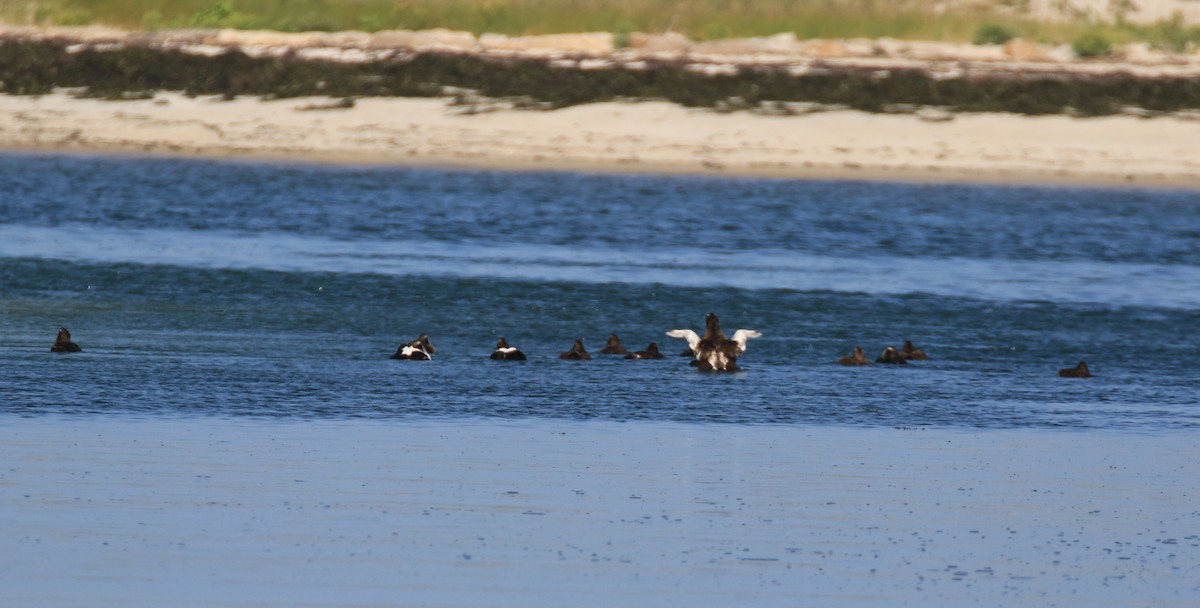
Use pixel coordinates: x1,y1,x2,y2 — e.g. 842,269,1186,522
2,152,1198,428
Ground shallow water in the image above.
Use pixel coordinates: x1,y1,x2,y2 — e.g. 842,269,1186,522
2,153,1199,428
2,418,1198,608
1,152,1198,605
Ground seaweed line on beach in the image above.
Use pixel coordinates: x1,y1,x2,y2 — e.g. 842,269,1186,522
3,37,1200,117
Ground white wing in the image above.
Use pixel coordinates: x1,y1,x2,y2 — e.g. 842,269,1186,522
400,345,429,359
664,329,701,352
730,329,762,353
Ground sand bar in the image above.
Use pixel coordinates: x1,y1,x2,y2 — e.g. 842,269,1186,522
2,91,1199,188
2,416,1197,607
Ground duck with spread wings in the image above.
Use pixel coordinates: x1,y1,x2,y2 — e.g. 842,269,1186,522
665,313,761,372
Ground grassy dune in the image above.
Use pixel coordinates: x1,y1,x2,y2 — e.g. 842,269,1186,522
6,0,1191,47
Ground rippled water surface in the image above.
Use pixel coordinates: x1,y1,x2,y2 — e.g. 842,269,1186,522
2,153,1197,428
2,152,1199,607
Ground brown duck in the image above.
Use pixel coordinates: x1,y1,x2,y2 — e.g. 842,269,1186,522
1058,361,1091,378
559,339,591,360
900,340,927,360
666,313,761,372
51,327,81,353
838,347,871,366
599,333,628,355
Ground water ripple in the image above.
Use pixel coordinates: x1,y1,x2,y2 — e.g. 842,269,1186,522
3,223,1198,309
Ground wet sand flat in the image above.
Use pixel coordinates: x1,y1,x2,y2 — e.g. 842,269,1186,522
1,416,1197,607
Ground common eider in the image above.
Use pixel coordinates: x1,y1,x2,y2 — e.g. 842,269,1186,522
1058,361,1091,378
625,342,664,360
490,337,527,361
875,346,908,365
51,327,81,353
599,333,629,355
559,339,591,360
665,313,761,372
838,347,871,366
390,333,435,360
900,341,927,360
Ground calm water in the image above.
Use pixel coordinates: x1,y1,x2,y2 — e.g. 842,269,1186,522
1,152,1198,428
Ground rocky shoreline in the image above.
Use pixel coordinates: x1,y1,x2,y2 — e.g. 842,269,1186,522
3,25,1200,118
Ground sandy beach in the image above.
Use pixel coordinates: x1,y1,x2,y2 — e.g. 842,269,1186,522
3,91,1199,188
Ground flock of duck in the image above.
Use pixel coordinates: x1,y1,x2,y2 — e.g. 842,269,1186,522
49,313,1092,377
838,342,1090,378
390,313,762,371
829,341,1090,377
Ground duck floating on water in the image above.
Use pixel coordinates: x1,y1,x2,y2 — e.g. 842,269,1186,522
838,347,871,366
665,313,761,371
1058,361,1091,378
559,339,591,360
875,346,908,365
51,327,81,353
625,342,664,360
390,333,435,360
490,337,527,360
900,340,927,360
599,333,628,355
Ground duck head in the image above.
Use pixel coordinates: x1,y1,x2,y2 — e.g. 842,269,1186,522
703,313,726,341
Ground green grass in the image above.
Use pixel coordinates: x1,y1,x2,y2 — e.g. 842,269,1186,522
3,1,1197,49
0,0,1147,45
1072,29,1114,57
973,22,1016,45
